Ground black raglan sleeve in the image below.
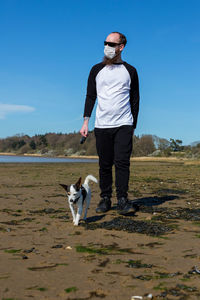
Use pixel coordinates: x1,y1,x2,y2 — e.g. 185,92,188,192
83,63,104,117
123,62,140,129
130,68,140,129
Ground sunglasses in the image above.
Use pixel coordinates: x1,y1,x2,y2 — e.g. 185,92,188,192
104,41,121,47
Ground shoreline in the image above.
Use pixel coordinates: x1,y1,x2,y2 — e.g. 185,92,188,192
0,152,98,160
0,152,199,163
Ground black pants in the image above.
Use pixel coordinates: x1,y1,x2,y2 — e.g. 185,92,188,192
94,125,133,200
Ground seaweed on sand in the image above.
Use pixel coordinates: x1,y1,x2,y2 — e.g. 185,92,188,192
156,283,199,298
76,242,137,255
82,217,172,236
29,208,65,214
147,207,200,221
1,218,34,226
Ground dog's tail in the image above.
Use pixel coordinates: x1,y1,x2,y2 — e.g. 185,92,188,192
84,175,98,185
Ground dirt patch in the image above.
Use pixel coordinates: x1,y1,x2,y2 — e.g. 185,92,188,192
0,161,200,299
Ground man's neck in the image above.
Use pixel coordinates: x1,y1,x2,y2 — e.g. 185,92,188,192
103,54,123,65
114,57,123,64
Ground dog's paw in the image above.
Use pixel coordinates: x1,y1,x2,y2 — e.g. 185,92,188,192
74,222,79,226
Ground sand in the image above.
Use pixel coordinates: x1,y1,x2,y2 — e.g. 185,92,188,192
0,160,200,300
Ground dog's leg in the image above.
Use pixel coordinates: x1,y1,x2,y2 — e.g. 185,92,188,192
83,194,91,221
74,213,81,226
69,202,76,223
74,203,83,226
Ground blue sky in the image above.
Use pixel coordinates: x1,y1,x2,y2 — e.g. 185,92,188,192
0,0,199,145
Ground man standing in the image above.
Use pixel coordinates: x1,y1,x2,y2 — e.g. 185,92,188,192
80,32,139,214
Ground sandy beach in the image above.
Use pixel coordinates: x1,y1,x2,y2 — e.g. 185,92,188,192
0,160,200,299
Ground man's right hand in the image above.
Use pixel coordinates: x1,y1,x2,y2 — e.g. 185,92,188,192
80,119,89,137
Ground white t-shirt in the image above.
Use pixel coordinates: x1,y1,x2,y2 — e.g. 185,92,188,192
95,64,133,128
84,61,140,129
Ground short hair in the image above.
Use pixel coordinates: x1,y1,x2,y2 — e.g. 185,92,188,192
111,32,127,47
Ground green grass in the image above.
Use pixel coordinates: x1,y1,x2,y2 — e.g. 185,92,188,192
1,208,13,213
114,259,123,264
181,277,191,282
37,287,48,291
193,222,200,227
65,286,78,293
153,282,167,291
39,227,48,231
75,245,107,255
0,227,6,232
4,249,21,254
141,176,162,183
2,298,20,300
75,244,134,255
69,231,81,236
127,259,153,268
0,275,10,279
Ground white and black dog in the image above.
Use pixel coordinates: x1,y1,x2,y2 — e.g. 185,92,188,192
60,175,98,226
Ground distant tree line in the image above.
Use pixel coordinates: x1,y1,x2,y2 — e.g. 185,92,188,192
0,132,199,158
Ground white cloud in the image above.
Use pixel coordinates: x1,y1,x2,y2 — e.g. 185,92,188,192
0,103,35,119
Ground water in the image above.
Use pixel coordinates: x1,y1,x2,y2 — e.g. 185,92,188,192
0,155,98,163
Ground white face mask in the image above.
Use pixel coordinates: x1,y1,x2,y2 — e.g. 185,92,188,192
104,45,116,59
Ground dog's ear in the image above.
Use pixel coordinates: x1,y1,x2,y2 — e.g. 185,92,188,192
75,177,81,190
59,184,68,191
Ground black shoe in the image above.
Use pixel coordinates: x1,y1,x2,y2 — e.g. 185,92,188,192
117,197,138,215
96,197,111,213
